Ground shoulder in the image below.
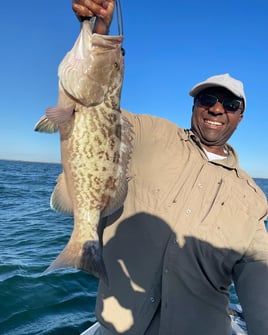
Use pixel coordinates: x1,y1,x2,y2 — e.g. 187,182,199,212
120,109,190,161
233,168,268,222
225,144,267,209
121,108,179,130
238,169,267,202
121,108,183,143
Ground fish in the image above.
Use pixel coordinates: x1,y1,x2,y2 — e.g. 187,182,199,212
34,18,133,283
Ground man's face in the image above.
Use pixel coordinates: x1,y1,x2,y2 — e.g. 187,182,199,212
191,87,244,150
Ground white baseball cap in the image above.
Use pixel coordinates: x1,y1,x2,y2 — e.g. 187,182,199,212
189,73,246,109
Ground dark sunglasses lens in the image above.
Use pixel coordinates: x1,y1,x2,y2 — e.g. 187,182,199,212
197,94,217,107
222,99,241,112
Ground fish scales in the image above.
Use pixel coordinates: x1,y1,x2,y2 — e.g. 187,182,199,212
35,19,132,283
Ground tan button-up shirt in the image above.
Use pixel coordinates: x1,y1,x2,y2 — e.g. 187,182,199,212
95,110,268,335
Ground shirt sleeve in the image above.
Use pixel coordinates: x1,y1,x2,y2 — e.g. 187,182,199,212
233,220,268,335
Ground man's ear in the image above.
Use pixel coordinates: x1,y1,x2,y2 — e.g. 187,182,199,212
239,112,244,121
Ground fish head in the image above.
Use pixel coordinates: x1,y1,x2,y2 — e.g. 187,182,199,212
58,20,124,108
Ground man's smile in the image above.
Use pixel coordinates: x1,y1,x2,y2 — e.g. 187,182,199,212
203,118,224,128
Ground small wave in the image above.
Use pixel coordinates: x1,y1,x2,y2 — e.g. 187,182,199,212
0,265,98,335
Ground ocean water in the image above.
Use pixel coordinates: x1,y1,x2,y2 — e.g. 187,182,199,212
0,160,267,335
0,160,98,335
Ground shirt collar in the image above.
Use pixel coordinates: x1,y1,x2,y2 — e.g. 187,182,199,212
180,129,240,170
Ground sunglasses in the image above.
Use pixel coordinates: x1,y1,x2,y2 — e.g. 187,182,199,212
196,94,242,112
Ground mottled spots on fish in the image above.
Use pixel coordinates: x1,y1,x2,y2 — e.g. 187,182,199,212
109,96,116,109
103,112,117,124
90,119,98,132
115,124,121,139
113,151,120,164
100,194,110,206
88,191,107,210
99,127,107,139
94,135,103,146
93,176,102,185
105,176,117,189
96,151,105,159
108,137,116,151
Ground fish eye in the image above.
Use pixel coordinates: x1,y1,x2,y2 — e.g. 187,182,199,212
114,62,120,71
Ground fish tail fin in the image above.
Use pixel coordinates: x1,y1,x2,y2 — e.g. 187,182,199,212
43,244,77,274
44,240,108,284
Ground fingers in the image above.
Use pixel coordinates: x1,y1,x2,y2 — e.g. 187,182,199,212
72,3,94,18
72,0,115,34
72,0,109,19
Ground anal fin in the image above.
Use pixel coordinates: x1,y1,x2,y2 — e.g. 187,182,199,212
50,173,73,215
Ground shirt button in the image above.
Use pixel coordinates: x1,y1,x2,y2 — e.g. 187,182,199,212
150,297,155,303
198,183,203,189
186,208,192,215
164,268,169,274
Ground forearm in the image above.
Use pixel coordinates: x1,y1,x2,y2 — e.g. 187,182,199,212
233,260,268,334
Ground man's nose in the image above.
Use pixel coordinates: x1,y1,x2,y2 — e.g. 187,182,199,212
208,102,225,114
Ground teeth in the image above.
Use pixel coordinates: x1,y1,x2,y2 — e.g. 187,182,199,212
205,120,222,126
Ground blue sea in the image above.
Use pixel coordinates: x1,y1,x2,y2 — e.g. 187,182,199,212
0,160,267,335
0,160,98,335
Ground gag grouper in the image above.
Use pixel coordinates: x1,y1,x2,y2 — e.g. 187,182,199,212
35,16,132,283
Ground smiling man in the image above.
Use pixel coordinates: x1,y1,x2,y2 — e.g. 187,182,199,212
190,74,244,157
71,2,268,335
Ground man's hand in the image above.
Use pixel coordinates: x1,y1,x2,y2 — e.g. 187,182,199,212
72,0,115,34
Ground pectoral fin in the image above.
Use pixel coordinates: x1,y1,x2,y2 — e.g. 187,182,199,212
34,115,59,133
46,105,74,124
34,105,74,133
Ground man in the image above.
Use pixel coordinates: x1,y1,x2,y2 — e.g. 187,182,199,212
72,1,268,334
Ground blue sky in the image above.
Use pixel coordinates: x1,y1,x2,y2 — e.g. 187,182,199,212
0,1,267,177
